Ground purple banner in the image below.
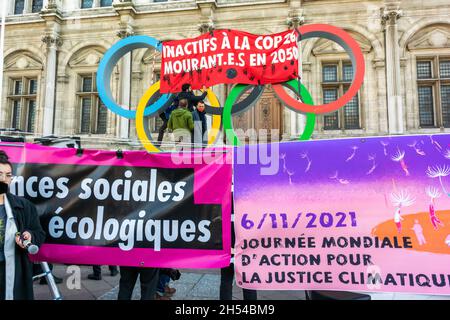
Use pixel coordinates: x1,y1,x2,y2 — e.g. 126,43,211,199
234,134,450,294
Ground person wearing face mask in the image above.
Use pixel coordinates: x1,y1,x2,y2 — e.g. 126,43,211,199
0,150,45,300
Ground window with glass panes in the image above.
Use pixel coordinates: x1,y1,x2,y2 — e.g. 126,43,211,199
77,74,108,134
321,61,360,130
417,57,450,127
31,0,43,13
14,0,25,14
8,77,38,132
81,0,94,9
100,0,113,6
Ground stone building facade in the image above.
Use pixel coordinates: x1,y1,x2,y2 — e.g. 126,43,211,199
1,0,450,149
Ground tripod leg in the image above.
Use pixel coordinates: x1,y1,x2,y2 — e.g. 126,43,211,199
40,262,63,300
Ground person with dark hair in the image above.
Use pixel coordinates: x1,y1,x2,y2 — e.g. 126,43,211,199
176,84,208,112
192,100,208,148
156,103,177,148
168,98,194,151
0,150,45,300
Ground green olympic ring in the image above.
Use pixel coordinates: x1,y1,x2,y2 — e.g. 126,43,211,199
224,80,315,146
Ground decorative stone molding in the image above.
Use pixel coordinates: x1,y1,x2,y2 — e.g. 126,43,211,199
286,15,305,29
196,0,216,34
113,0,137,16
198,21,215,34
381,8,402,27
372,59,385,69
42,35,63,48
117,22,135,38
407,27,450,50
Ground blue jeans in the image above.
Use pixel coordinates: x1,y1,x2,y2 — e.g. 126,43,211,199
157,273,171,294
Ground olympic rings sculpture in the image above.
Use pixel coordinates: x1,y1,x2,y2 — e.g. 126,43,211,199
97,24,365,152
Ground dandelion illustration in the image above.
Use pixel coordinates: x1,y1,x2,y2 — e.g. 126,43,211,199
366,154,377,175
430,136,443,151
391,148,409,176
380,141,389,156
390,189,415,207
286,169,295,185
346,146,359,162
444,149,450,160
425,186,445,230
330,171,338,180
390,190,415,233
280,153,287,173
426,165,450,195
329,171,349,185
426,186,442,200
300,152,312,173
407,141,426,156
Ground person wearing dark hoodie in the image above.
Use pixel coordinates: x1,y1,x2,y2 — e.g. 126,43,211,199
0,150,45,300
168,98,194,151
176,83,208,112
192,100,208,148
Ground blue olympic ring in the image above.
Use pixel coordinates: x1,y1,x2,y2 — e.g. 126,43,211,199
97,35,171,119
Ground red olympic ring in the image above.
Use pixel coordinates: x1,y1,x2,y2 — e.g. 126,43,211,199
273,24,365,114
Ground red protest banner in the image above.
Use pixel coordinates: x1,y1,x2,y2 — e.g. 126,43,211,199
160,29,299,93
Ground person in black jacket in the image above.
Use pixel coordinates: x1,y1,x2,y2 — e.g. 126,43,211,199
0,150,45,300
176,83,208,112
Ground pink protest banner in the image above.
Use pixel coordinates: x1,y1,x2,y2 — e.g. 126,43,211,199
233,135,450,294
0,142,232,268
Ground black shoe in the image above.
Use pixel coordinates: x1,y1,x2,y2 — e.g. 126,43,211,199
110,269,119,277
88,273,102,280
39,275,63,285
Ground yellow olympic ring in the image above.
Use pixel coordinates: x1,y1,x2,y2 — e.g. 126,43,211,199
136,81,222,153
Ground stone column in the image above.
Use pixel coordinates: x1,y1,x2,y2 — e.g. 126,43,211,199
114,0,136,139
116,28,133,139
382,5,403,134
24,0,31,13
287,7,305,139
41,34,61,136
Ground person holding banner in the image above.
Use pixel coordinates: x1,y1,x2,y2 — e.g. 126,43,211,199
176,83,208,112
0,150,45,300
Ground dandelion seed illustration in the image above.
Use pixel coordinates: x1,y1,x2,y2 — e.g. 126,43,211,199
390,190,415,233
426,186,441,200
444,149,450,160
300,152,312,173
286,169,295,185
366,154,377,175
407,141,426,156
425,186,445,230
366,165,377,175
346,146,359,162
381,141,389,156
329,171,339,180
280,153,287,173
391,148,409,176
426,165,450,195
430,136,443,151
329,171,349,184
